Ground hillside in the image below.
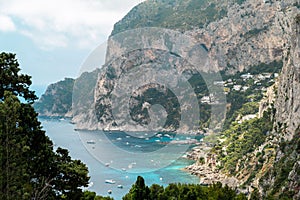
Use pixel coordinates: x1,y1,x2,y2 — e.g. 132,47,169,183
36,0,288,131
186,6,300,199
72,0,286,131
111,0,230,35
34,78,74,117
35,1,300,198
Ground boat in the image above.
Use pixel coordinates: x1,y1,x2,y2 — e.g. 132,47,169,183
108,190,112,194
105,179,116,184
86,140,95,144
117,184,123,189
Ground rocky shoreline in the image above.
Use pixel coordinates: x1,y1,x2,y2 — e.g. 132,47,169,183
184,143,240,188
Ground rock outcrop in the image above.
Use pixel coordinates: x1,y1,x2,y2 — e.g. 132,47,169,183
74,0,288,131
258,8,300,199
34,78,74,117
186,2,300,199
35,0,300,197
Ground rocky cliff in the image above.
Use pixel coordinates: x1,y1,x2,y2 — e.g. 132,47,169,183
34,78,74,117
73,0,288,131
258,7,300,199
186,2,300,199
35,0,300,197
36,0,289,131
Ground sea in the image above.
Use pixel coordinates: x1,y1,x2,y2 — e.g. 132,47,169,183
40,117,201,199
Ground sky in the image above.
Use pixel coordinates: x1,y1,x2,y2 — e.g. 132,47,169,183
0,0,144,95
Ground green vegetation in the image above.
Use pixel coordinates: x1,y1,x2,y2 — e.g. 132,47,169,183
222,60,282,129
130,84,181,129
0,52,107,200
111,0,231,35
34,78,74,116
259,130,300,198
123,176,247,200
0,52,37,103
214,108,274,175
34,68,100,117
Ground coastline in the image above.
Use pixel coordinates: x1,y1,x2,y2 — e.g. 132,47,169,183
41,118,201,199
40,116,240,188
183,143,240,188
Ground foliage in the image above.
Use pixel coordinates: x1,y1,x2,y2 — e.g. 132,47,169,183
222,60,282,130
123,176,150,200
111,0,231,35
214,109,273,175
123,176,247,200
0,52,94,200
34,77,74,115
0,52,37,103
249,188,260,200
81,191,114,200
259,131,300,198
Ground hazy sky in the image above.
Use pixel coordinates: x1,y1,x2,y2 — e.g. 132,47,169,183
0,0,144,93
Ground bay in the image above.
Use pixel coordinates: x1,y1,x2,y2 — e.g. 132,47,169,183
40,117,200,199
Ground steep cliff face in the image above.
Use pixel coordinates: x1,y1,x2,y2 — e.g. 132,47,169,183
258,9,300,199
75,0,288,131
112,0,287,73
274,13,300,139
35,69,100,120
34,78,74,117
186,3,300,199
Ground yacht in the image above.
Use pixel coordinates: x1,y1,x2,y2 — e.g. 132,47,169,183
105,179,116,184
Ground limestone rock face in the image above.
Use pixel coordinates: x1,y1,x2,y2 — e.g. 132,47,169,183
258,6,300,199
274,12,300,139
184,1,300,198
75,0,290,131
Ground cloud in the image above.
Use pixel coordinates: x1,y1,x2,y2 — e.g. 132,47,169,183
0,0,144,50
0,15,16,32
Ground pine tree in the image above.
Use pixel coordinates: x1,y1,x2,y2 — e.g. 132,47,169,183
0,92,30,199
0,52,90,199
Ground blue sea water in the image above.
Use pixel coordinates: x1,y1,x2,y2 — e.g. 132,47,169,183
40,118,200,199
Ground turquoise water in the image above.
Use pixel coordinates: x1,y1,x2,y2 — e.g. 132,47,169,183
41,118,200,199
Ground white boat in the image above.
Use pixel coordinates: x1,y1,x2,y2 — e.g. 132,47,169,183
108,190,112,194
86,140,95,144
117,184,123,189
105,179,116,184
